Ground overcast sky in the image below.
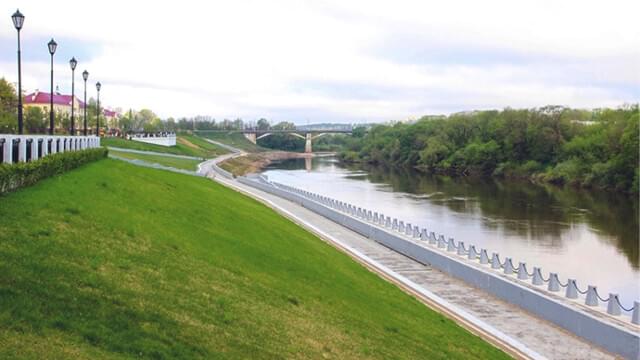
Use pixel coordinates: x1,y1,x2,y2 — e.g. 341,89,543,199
1,0,638,123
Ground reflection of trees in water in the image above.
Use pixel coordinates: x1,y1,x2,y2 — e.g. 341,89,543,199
341,162,639,269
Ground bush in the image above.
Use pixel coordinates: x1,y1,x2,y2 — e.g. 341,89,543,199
0,147,108,195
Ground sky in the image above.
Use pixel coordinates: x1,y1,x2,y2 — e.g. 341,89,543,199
1,0,639,124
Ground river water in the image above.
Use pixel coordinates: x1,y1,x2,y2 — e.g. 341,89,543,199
262,156,640,308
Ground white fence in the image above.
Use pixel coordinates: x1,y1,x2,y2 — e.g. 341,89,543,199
128,133,176,147
0,135,101,164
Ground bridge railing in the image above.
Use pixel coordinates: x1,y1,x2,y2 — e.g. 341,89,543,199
0,134,101,165
236,175,640,359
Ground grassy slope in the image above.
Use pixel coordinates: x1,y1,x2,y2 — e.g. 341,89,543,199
109,150,202,171
102,136,226,158
0,160,507,359
196,132,265,152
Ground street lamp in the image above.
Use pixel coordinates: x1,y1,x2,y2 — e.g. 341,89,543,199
12,9,25,134
69,57,77,135
96,81,101,136
82,70,88,135
47,38,57,135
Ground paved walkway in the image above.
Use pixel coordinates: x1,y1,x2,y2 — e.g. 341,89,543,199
108,154,201,176
107,146,205,160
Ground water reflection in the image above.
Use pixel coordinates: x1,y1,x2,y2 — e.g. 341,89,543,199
263,157,639,302
346,162,639,269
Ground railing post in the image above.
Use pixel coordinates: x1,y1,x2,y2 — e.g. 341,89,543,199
479,249,489,264
3,136,14,164
565,279,578,299
547,273,560,292
503,258,514,274
457,241,466,255
420,229,429,241
632,302,640,325
585,286,598,306
517,262,528,280
405,223,412,236
532,267,544,285
447,238,456,252
437,235,446,248
42,137,49,156
30,137,39,161
606,294,621,316
491,253,501,269
429,232,437,245
18,137,27,162
467,245,477,260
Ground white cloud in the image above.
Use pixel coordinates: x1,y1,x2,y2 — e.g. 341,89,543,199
1,0,638,123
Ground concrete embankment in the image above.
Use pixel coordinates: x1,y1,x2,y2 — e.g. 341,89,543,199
196,144,635,360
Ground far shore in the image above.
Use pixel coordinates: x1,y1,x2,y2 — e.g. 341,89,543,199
218,151,335,176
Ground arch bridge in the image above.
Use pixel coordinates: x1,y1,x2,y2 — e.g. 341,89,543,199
242,129,352,153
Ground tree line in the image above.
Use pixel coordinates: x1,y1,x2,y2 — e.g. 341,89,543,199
339,105,639,193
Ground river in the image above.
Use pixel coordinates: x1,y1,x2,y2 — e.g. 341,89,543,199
262,156,639,309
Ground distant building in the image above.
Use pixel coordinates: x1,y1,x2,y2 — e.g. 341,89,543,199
103,108,119,128
23,90,84,116
23,90,119,127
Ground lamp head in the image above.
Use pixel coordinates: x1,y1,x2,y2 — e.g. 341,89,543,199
69,57,77,70
48,38,57,55
96,81,101,91
82,70,89,81
12,9,24,30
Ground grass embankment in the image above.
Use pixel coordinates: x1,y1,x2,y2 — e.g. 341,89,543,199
102,135,226,158
196,131,265,152
109,150,202,171
0,159,506,359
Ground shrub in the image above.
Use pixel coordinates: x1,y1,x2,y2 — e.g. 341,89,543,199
0,147,108,195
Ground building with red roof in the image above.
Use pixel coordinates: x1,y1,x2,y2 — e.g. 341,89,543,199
23,90,85,117
24,90,119,127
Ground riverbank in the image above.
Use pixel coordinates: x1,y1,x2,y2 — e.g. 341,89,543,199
219,151,320,176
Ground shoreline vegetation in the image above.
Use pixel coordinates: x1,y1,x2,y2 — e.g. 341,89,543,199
339,105,639,194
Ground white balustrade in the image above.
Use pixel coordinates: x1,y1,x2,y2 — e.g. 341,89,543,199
0,135,101,164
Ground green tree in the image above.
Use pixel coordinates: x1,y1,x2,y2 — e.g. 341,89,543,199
0,78,18,133
24,107,46,134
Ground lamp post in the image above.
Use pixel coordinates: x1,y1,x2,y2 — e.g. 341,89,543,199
47,38,57,135
96,82,101,136
12,10,25,134
82,70,88,135
69,57,77,135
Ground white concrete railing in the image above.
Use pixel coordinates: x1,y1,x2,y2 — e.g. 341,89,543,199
128,132,176,147
0,135,101,164
270,180,640,324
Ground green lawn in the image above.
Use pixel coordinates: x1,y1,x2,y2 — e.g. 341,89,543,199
196,131,265,152
0,159,507,359
101,136,227,158
109,150,202,171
